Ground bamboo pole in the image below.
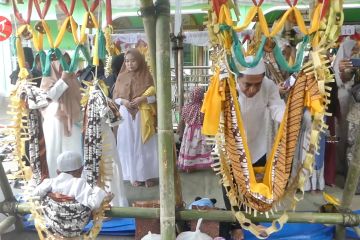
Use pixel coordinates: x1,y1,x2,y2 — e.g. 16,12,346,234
155,0,175,239
139,0,157,83
335,132,360,239
0,216,16,234
6,203,360,226
0,155,22,231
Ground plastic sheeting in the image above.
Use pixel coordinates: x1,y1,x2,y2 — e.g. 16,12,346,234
244,223,334,240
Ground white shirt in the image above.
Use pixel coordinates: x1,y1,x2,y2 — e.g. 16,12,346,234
238,77,285,163
33,173,107,210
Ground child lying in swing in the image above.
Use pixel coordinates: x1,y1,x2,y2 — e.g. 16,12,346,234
32,151,112,238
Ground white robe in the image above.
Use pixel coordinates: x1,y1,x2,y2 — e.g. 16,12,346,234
116,105,159,183
237,77,285,163
42,101,82,178
102,120,128,207
33,172,107,210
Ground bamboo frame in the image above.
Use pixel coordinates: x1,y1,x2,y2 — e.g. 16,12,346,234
155,0,176,239
2,203,360,226
335,131,360,239
139,0,157,84
0,155,22,231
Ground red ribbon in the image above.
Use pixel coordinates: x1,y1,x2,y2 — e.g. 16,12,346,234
251,0,264,6
58,0,76,16
106,0,112,26
212,0,227,18
34,0,51,19
12,0,33,25
242,34,251,44
81,0,100,12
285,0,298,7
320,0,330,19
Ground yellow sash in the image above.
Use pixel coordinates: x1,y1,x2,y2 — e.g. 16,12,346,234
139,86,157,143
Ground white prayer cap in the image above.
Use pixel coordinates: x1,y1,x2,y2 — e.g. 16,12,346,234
57,151,83,172
239,55,266,75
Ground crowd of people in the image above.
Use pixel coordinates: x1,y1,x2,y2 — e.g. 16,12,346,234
8,35,360,239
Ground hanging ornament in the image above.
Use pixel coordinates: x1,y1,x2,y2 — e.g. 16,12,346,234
34,21,45,34
21,27,32,40
86,14,96,28
263,38,276,52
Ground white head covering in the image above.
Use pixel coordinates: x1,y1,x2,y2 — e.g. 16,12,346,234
333,38,357,88
240,55,266,75
57,151,83,172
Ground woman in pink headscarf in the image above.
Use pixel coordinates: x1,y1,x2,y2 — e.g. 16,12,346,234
178,87,212,172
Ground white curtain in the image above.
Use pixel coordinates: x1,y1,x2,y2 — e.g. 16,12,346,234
0,39,13,97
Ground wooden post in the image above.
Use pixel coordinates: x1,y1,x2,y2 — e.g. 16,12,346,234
155,0,176,239
139,0,157,83
335,133,360,239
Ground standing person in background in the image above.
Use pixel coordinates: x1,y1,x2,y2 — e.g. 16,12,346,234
333,39,359,177
113,48,158,188
334,38,360,193
40,61,82,177
105,53,125,99
177,86,212,172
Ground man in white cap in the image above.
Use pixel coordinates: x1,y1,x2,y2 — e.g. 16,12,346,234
237,55,285,166
33,151,110,210
221,56,285,240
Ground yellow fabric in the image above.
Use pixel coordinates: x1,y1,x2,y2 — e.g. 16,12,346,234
93,30,100,66
70,16,79,45
218,4,233,26
80,12,90,44
54,18,68,48
262,101,289,197
201,68,224,135
15,32,29,79
139,86,157,143
98,80,109,97
227,74,267,197
41,19,54,48
305,91,323,114
231,3,322,39
233,6,257,32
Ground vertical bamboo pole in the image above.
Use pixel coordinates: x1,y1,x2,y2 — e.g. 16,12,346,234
139,0,157,84
0,155,22,231
156,0,176,239
335,133,360,239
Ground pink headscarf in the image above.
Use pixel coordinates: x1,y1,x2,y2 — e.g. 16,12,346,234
181,87,205,125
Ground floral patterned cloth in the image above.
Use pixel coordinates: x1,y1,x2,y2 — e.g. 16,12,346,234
178,87,212,171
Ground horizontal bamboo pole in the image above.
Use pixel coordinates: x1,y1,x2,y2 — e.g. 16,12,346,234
5,203,360,226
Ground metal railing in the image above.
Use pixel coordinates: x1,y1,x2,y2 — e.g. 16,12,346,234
170,66,212,126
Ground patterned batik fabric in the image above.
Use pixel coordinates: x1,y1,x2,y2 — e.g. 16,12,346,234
221,71,322,211
21,85,49,184
43,196,91,238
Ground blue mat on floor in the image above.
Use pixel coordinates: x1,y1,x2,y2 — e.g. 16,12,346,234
23,214,135,236
243,222,334,240
346,210,360,239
